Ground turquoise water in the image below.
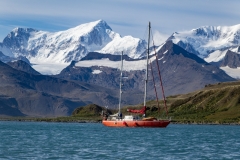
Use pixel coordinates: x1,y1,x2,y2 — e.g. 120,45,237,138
0,121,239,160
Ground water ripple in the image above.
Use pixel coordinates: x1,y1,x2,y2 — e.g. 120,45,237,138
0,122,240,159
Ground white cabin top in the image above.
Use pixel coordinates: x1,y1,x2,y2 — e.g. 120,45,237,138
123,115,140,121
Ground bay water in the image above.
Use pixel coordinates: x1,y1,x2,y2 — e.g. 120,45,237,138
0,121,239,159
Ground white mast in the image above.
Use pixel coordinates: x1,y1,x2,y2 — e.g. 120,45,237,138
143,22,151,113
118,51,123,114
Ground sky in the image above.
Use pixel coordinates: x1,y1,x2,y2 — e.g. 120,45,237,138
0,0,240,45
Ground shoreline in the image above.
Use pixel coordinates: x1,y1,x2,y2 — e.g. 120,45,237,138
0,117,101,123
1,118,240,125
170,121,240,125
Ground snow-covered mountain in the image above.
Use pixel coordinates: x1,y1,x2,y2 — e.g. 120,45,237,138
0,20,146,74
0,51,30,64
204,46,240,63
97,35,146,59
168,24,240,79
218,49,240,79
56,41,235,97
169,24,240,59
2,20,240,78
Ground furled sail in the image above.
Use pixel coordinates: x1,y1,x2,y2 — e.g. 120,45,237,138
127,106,146,114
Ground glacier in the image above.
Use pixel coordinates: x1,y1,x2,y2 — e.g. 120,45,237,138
169,24,240,61
75,57,155,72
1,20,240,76
0,19,147,74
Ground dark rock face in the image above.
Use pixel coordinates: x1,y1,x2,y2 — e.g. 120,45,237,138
0,60,143,117
150,41,235,96
221,50,240,68
0,96,25,116
57,64,145,92
81,52,134,61
2,28,36,56
176,40,200,56
0,51,12,63
0,60,83,117
56,41,235,98
7,60,41,75
0,51,30,64
56,52,145,92
0,41,236,117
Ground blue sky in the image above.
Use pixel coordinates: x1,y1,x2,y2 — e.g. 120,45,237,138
1,0,240,44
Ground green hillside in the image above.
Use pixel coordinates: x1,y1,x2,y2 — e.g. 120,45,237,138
72,103,110,121
164,81,240,123
92,81,240,124
8,81,239,123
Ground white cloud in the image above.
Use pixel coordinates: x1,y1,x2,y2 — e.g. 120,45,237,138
153,31,169,46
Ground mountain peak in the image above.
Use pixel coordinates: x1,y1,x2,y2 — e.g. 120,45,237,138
159,40,207,64
191,24,240,38
94,19,111,28
12,27,37,34
221,50,240,68
170,23,240,58
89,19,112,33
4,27,37,44
1,19,143,71
71,19,112,35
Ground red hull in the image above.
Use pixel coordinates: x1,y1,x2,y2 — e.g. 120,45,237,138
102,120,170,128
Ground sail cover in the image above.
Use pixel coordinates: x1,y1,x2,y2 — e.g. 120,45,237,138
127,106,146,114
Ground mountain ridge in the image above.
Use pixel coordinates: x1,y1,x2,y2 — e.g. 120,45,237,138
0,20,239,117
0,20,146,75
0,60,145,117
1,20,240,77
55,41,235,98
169,24,240,58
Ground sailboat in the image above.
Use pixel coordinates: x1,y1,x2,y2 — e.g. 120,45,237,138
102,22,170,127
